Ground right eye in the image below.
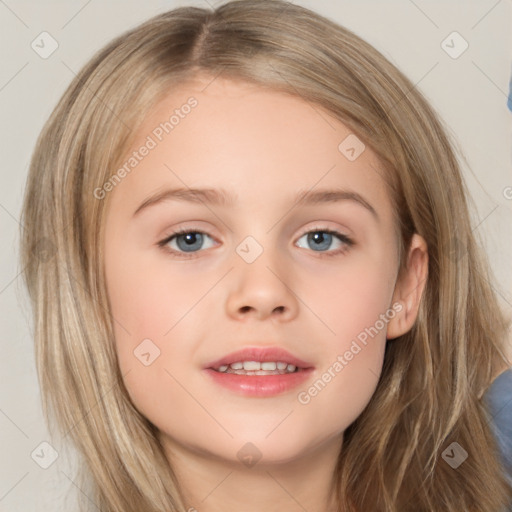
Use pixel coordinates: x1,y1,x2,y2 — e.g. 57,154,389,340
158,229,217,259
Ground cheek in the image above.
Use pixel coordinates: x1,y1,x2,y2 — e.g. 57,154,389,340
290,259,393,428
297,308,387,434
104,249,212,417
105,247,209,342
298,343,385,438
299,256,394,342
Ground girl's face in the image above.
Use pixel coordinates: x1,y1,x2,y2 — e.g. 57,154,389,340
103,75,422,470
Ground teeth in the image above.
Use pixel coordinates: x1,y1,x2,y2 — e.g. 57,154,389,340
243,361,260,371
215,360,299,374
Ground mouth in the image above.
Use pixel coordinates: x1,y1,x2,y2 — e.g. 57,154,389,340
203,346,315,397
212,361,305,375
204,346,314,375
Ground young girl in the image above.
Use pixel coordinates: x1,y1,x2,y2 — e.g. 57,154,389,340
19,0,512,510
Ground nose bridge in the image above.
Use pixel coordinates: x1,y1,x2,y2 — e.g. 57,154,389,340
225,230,298,320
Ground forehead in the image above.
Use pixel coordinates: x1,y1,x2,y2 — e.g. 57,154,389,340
108,74,393,223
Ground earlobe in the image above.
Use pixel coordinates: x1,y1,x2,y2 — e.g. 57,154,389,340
386,233,429,340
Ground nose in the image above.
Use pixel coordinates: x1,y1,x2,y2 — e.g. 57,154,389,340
225,258,299,322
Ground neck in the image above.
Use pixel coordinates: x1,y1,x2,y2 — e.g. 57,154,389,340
160,432,343,512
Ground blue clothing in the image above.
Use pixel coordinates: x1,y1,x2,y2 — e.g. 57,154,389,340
485,367,512,510
508,69,512,112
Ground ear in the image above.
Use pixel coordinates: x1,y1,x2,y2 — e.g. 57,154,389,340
386,233,429,340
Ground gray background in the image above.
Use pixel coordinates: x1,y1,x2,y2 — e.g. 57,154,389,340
1,1,511,510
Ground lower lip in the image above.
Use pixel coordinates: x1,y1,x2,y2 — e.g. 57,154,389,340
203,368,315,397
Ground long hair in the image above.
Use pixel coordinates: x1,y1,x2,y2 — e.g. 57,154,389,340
19,0,512,510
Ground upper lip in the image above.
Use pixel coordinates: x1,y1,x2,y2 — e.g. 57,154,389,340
205,346,314,370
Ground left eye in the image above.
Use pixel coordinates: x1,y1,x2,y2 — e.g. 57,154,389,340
296,229,353,255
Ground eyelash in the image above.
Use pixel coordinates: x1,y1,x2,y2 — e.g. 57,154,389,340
157,226,354,260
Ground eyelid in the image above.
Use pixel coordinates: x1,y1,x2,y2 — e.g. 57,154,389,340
157,227,218,251
296,222,351,239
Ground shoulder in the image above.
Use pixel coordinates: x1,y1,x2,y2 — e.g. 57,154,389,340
485,367,512,481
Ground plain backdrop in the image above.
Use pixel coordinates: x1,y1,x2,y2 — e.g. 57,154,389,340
1,1,511,510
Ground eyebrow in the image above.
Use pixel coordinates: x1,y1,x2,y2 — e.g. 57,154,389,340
132,187,379,221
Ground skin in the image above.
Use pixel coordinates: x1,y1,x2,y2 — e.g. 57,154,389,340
103,74,428,512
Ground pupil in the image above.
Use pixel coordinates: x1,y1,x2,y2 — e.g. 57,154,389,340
309,231,331,251
177,232,202,252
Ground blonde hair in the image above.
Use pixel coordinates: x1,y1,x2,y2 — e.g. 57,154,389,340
19,0,512,510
